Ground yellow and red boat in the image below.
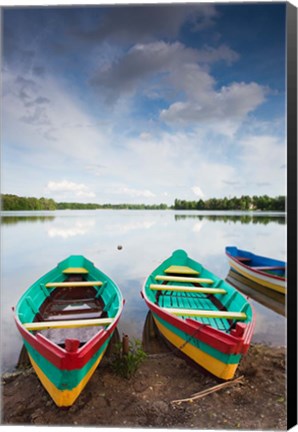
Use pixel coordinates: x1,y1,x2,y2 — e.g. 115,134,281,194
14,255,124,407
141,249,255,380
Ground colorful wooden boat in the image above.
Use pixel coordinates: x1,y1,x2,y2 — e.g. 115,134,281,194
13,255,124,407
225,246,286,295
141,249,255,380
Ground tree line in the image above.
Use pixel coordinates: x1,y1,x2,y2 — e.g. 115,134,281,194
1,194,168,211
174,195,285,211
1,194,56,211
1,193,285,211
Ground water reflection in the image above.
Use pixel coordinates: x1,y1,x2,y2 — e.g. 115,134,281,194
175,214,285,225
225,269,285,317
142,311,169,354
1,215,55,225
47,220,96,238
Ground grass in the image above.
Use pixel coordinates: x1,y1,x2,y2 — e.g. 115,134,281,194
110,338,147,379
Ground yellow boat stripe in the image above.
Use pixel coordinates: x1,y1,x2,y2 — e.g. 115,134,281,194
28,350,105,407
153,318,238,380
229,262,285,294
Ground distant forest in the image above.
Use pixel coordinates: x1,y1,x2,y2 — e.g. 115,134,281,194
174,195,285,211
1,194,286,211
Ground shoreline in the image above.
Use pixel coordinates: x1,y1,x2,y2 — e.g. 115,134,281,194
2,342,286,429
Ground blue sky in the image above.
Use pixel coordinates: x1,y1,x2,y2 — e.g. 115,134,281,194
2,2,287,204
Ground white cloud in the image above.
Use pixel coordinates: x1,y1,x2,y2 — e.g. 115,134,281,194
90,41,238,105
238,134,286,194
139,132,152,140
2,39,283,205
192,186,204,198
45,180,96,199
2,69,109,165
110,185,156,198
160,81,267,136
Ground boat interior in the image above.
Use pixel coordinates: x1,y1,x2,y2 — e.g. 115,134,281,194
18,267,119,348
148,264,250,334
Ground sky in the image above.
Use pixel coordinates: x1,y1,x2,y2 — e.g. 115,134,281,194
2,2,287,205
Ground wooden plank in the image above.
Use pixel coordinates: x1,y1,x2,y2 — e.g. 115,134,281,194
45,281,103,288
63,267,89,274
149,284,226,294
155,275,214,284
164,265,199,275
162,307,247,320
251,266,286,271
23,317,113,331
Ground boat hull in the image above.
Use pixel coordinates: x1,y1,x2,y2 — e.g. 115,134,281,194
15,312,120,407
142,250,255,380
14,256,123,407
152,311,240,380
26,339,108,407
225,247,286,295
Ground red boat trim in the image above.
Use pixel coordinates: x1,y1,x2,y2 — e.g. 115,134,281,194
143,294,254,355
226,252,285,282
15,299,124,370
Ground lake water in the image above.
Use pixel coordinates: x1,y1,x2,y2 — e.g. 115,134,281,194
1,210,286,372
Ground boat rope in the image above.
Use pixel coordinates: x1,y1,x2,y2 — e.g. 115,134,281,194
153,323,207,358
176,324,207,352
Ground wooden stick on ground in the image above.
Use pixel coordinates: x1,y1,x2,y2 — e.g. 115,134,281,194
171,375,244,405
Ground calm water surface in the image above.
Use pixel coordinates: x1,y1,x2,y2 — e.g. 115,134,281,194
1,210,286,372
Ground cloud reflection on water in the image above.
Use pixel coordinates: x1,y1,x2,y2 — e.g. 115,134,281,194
47,219,96,238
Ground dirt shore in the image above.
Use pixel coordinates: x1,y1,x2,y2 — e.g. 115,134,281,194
1,342,286,429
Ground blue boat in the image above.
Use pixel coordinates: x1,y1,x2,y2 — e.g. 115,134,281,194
225,246,286,295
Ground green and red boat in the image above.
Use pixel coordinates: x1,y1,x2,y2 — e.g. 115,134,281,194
141,249,255,380
14,255,124,407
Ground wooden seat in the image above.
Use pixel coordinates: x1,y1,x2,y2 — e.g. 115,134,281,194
46,281,103,288
63,267,89,274
164,265,199,275
162,307,247,320
149,284,226,294
155,275,214,284
23,317,113,331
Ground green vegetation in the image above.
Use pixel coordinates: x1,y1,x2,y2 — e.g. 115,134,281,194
1,194,56,211
174,195,285,211
56,202,168,210
1,193,285,211
1,194,167,211
110,338,147,379
174,214,285,225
